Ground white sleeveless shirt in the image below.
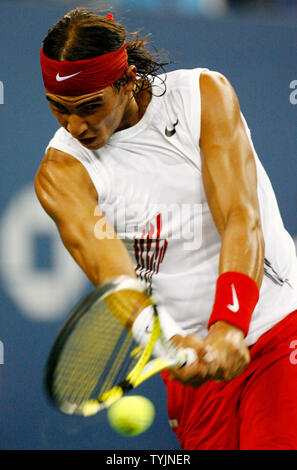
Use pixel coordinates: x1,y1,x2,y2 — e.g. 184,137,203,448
46,68,297,346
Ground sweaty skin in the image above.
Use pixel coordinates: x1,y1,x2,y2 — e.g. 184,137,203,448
35,68,264,387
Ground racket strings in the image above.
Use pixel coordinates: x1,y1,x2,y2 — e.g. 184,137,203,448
53,302,124,405
99,329,134,396
51,289,152,408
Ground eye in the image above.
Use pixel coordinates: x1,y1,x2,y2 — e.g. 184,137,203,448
50,103,69,114
57,108,70,115
80,103,102,114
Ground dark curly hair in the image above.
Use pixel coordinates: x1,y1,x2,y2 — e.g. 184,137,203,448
42,8,169,96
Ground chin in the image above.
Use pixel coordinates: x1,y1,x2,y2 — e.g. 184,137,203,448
79,137,105,150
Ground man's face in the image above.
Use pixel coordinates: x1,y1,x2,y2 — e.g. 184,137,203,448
46,81,133,150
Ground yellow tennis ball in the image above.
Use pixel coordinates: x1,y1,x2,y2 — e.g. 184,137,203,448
107,395,155,437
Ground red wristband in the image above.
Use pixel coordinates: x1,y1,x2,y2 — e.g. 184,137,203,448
208,272,260,337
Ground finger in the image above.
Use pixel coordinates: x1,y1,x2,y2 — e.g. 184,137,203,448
201,344,222,377
169,359,209,386
231,347,251,376
171,334,207,367
221,352,250,381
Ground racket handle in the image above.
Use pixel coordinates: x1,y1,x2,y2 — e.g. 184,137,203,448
177,347,198,368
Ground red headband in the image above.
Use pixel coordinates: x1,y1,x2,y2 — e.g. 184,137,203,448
40,42,128,96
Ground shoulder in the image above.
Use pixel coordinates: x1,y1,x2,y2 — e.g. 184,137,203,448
35,148,97,215
200,70,240,114
200,70,241,134
36,147,79,182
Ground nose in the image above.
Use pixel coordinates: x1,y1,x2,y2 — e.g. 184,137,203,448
66,114,88,138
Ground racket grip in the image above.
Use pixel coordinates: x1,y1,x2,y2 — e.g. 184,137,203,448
178,347,198,368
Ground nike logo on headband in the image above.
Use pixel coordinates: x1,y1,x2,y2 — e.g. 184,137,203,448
56,71,82,82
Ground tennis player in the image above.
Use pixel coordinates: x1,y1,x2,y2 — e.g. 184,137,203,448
36,9,297,449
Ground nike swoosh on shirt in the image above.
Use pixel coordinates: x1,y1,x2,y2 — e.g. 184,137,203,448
227,284,239,312
56,71,82,82
165,119,179,137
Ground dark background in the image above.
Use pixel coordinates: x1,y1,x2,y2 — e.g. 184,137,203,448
0,0,296,450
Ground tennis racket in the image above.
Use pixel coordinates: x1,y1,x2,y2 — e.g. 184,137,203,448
45,276,197,417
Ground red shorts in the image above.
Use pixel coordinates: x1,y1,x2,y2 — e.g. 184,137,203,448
162,310,297,450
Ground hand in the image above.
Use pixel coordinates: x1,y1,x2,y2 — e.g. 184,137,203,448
202,321,250,382
169,333,213,388
168,321,250,387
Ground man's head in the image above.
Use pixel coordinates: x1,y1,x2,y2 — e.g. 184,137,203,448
41,8,168,149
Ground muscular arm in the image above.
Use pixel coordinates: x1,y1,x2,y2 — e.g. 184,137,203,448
200,70,264,287
35,148,136,286
171,71,265,385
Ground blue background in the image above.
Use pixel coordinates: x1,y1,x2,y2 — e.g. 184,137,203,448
0,1,296,450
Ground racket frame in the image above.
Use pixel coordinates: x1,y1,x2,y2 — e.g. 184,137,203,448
45,277,196,417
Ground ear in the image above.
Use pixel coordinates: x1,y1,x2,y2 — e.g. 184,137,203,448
124,65,137,93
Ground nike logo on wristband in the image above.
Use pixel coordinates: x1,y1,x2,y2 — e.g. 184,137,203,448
56,71,82,82
227,284,239,312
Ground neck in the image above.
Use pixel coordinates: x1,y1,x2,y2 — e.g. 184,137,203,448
117,81,152,132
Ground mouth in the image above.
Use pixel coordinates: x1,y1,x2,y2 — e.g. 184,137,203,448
78,136,97,146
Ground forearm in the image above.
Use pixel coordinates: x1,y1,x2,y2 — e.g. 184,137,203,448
76,239,137,286
207,209,264,336
219,209,265,288
59,218,136,286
